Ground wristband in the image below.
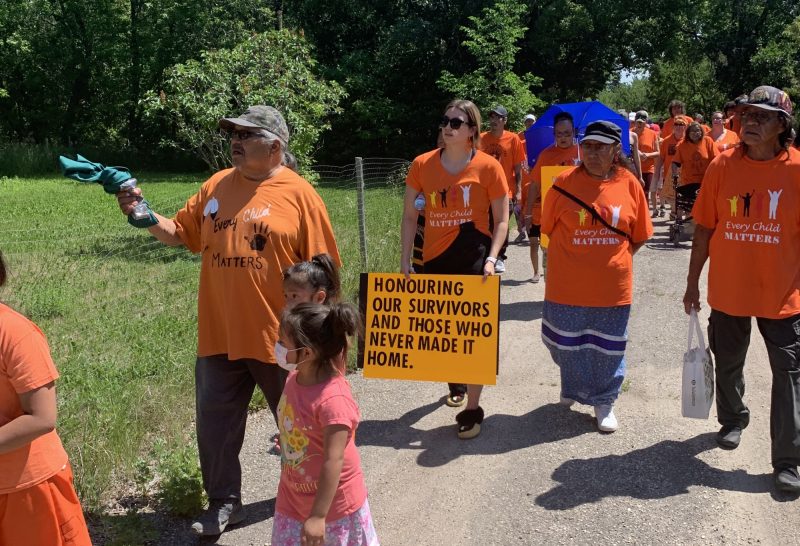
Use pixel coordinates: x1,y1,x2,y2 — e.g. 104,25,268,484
485,256,497,265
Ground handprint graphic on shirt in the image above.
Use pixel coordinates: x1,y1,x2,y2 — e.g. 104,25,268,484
245,222,271,251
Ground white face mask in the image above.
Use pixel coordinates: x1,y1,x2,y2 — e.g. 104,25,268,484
275,341,304,372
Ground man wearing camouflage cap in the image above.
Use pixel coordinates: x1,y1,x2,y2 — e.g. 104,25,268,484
117,105,340,534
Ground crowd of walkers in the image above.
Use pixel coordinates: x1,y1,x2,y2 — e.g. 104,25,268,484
3,84,800,546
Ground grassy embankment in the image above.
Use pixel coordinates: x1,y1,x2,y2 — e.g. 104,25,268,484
0,172,402,510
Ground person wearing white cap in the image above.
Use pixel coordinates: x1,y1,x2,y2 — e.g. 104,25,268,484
116,105,341,535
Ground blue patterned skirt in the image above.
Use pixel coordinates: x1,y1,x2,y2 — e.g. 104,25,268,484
541,301,631,406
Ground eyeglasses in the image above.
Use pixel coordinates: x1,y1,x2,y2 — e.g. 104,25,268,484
228,129,268,141
740,110,777,125
712,117,724,122
439,116,472,130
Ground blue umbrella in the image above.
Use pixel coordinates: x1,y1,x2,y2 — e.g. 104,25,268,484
524,101,631,167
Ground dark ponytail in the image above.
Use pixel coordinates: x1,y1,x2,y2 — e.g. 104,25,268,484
0,251,6,288
283,253,341,303
281,302,362,377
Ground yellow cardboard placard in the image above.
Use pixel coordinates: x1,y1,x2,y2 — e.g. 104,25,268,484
360,273,500,385
539,165,574,248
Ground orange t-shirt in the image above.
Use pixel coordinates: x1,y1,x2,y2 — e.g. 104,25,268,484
692,147,800,318
480,130,525,197
518,131,527,145
712,129,741,153
658,134,683,193
674,135,718,184
174,167,341,364
635,127,658,173
526,145,581,224
0,304,69,494
542,167,653,307
406,149,508,261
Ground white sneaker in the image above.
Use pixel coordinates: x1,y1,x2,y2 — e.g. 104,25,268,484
559,396,575,407
494,259,506,273
594,405,618,432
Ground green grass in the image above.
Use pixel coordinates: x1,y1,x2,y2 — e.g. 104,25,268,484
0,172,403,511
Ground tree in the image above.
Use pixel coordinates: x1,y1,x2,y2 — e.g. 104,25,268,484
438,0,544,127
142,30,345,172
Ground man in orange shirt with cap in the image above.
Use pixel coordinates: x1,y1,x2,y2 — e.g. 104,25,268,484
481,105,526,268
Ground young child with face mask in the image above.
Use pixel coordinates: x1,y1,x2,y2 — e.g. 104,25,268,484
271,303,378,546
270,253,342,455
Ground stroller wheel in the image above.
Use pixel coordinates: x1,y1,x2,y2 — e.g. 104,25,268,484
670,225,682,247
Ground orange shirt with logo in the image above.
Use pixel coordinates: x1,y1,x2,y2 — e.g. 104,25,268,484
635,127,658,173
526,145,581,224
692,147,800,318
0,304,69,494
674,135,718,184
173,168,340,364
480,130,525,197
712,129,740,153
542,167,653,307
406,149,508,261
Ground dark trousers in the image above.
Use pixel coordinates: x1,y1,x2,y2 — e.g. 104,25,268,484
195,355,288,500
708,309,800,468
424,222,490,397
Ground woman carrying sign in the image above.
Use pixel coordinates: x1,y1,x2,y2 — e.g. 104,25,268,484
400,99,509,439
541,121,653,433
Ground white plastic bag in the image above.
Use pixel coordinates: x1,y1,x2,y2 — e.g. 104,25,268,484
682,309,715,419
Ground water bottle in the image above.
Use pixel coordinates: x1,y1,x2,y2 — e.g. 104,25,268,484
119,178,151,221
414,193,425,211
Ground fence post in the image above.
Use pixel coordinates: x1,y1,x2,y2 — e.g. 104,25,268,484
355,157,368,271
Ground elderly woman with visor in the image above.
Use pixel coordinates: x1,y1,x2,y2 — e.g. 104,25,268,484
541,121,653,433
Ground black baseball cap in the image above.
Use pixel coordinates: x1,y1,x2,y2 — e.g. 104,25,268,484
581,121,622,144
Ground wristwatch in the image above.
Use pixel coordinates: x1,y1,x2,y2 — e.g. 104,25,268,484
485,256,497,265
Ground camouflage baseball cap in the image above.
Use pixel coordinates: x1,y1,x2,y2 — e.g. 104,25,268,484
219,105,289,144
744,86,793,117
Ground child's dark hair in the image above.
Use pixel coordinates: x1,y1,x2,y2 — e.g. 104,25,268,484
283,253,340,303
0,251,6,287
281,302,361,376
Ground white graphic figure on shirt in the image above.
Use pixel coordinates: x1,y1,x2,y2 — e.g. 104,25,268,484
610,205,622,228
768,189,783,220
461,184,472,207
203,197,220,220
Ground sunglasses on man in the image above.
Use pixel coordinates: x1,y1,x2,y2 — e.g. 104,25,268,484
439,116,474,130
227,129,269,141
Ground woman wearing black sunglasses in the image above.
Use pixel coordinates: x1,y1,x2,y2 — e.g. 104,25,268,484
401,99,509,439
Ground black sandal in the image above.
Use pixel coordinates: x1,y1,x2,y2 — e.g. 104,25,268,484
456,406,484,439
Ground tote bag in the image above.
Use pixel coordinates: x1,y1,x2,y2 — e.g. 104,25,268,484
682,309,715,419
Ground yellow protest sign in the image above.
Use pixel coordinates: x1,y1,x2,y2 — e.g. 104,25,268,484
539,165,575,248
359,273,500,385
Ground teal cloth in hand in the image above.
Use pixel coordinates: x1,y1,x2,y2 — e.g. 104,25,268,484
127,199,159,228
58,154,134,194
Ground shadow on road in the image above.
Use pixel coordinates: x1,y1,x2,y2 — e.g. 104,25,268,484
357,402,594,467
500,300,543,322
535,433,776,509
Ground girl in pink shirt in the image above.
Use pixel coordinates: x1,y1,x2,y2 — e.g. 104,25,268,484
272,302,379,546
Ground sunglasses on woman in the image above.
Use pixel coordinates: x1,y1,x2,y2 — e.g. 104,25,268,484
439,116,473,130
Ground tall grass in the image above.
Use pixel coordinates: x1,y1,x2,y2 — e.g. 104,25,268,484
0,172,403,508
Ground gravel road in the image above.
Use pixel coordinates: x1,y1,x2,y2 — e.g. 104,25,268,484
162,217,799,545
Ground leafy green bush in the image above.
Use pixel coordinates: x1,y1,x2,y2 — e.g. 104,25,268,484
142,29,346,173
